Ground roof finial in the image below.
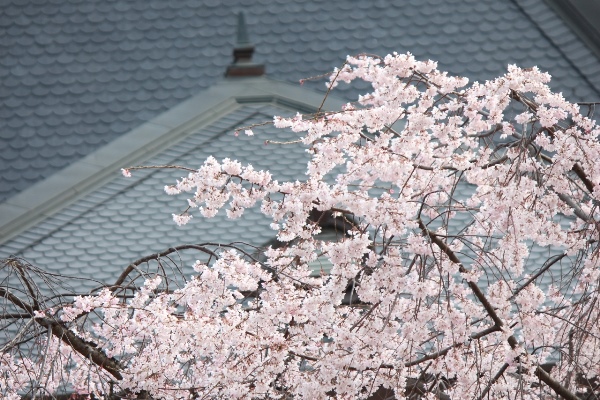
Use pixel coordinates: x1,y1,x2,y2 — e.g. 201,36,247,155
236,12,250,47
225,12,265,78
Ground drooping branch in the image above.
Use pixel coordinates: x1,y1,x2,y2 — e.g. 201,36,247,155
418,221,582,400
0,286,35,316
112,244,220,288
535,366,581,400
35,315,123,380
418,219,504,329
572,163,595,195
476,363,509,400
0,275,123,381
404,324,500,368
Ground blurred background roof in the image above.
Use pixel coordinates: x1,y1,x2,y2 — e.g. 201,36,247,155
1,0,600,204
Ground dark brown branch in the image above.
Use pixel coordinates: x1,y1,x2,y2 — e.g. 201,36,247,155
535,366,581,400
557,193,591,222
349,301,380,332
1,284,123,381
0,312,32,319
481,155,508,169
418,219,503,328
511,254,566,299
112,244,219,288
418,220,581,400
572,163,595,195
126,164,198,173
410,155,507,172
36,316,123,380
404,324,500,368
476,363,509,400
0,286,35,315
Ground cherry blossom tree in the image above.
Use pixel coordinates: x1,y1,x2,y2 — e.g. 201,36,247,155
2,53,600,399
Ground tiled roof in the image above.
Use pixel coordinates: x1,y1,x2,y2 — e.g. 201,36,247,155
0,100,567,295
1,0,600,204
1,104,309,292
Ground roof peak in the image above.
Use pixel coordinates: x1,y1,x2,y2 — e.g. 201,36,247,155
225,12,265,78
235,12,250,47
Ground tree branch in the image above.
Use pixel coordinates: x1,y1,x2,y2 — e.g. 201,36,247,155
35,316,123,381
404,324,500,368
418,220,581,400
1,280,123,381
572,163,595,195
112,244,219,288
476,363,509,400
511,254,566,299
418,219,503,328
535,366,581,400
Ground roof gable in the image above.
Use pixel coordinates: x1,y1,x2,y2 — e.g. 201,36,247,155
0,77,345,271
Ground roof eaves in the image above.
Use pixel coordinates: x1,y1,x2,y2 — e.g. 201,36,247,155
514,0,600,98
0,77,345,246
543,0,600,63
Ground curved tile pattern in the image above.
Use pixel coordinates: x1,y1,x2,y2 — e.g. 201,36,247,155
1,0,599,203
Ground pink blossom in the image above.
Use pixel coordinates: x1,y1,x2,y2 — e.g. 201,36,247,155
7,52,600,400
172,213,192,226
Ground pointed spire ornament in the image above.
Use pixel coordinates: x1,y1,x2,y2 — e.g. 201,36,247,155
225,12,265,77
235,12,250,47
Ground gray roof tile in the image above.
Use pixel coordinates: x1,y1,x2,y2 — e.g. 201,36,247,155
1,0,600,204
1,105,304,291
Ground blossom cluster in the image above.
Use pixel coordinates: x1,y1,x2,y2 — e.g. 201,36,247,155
3,53,600,399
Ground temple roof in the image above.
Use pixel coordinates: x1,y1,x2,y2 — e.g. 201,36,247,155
1,0,600,204
0,78,344,292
